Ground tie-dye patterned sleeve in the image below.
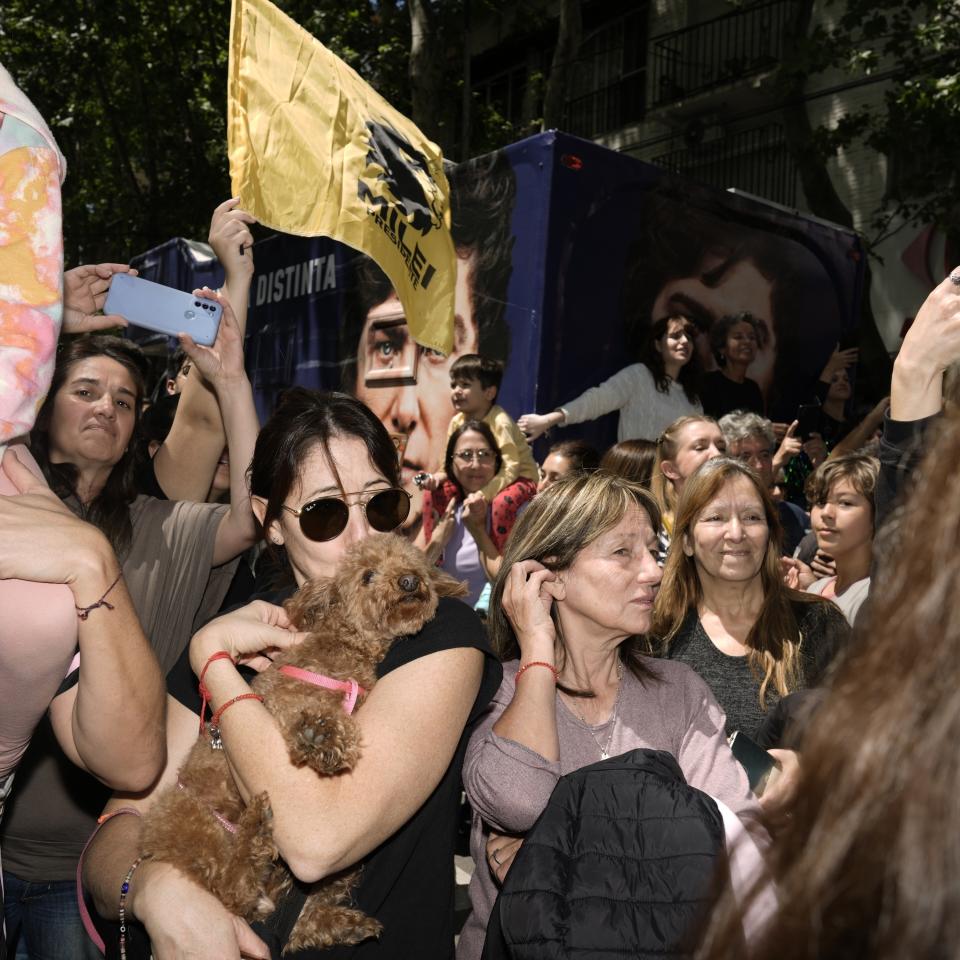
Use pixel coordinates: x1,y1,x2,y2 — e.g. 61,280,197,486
0,112,63,446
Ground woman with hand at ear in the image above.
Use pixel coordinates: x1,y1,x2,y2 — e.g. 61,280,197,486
457,471,764,959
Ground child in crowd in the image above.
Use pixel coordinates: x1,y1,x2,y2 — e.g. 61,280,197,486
421,355,538,547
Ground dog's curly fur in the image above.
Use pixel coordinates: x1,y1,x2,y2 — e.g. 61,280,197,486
140,534,467,952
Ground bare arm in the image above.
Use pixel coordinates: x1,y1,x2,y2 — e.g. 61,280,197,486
891,271,960,421
153,199,256,502
463,493,503,581
0,451,165,791
179,289,259,566
189,604,484,882
830,397,889,457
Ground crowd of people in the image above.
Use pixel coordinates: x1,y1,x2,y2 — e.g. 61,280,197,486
4,60,960,960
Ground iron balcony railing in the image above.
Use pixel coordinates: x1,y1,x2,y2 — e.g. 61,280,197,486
651,123,797,208
650,0,800,108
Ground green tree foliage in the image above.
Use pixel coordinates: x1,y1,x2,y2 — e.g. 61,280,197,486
0,1,420,264
781,0,960,245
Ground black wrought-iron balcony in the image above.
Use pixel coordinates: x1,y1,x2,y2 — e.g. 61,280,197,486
650,0,800,109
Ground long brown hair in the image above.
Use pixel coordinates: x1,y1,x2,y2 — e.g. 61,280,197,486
697,416,960,960
653,457,825,706
489,470,662,690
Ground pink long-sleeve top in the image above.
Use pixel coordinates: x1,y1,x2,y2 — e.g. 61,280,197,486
457,656,768,959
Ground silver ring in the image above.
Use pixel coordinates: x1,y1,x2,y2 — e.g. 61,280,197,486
950,272,960,286
491,846,503,866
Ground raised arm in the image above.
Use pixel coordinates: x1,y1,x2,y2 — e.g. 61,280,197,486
0,448,165,790
891,270,960,421
153,199,256,502
179,288,259,565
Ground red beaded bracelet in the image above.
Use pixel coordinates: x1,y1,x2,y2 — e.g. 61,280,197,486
198,651,236,734
515,661,559,684
208,693,265,750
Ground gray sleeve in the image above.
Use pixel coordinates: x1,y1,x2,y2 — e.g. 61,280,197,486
675,669,770,851
461,673,562,834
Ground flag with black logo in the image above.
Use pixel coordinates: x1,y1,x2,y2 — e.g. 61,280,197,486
227,0,456,354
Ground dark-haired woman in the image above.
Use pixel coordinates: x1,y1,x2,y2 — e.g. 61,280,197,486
1,290,259,959
699,312,767,418
519,315,702,442
83,388,501,960
416,420,531,606
457,471,765,959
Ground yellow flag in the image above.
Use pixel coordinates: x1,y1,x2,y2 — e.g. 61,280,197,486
227,0,456,354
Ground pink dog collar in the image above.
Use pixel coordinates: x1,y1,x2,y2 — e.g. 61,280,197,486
279,665,366,715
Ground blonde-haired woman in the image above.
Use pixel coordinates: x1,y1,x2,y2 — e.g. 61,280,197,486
651,415,726,555
457,471,765,959
653,457,849,742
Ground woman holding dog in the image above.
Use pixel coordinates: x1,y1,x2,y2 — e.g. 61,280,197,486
83,389,501,960
457,471,767,958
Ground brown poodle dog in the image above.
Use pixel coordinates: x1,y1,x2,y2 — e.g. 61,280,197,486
140,533,466,952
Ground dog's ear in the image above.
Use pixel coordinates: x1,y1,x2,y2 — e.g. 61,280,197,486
284,576,339,631
429,568,470,599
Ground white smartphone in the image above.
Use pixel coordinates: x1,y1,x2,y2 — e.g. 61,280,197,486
104,273,222,345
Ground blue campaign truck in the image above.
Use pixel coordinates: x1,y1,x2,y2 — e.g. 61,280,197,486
132,130,865,476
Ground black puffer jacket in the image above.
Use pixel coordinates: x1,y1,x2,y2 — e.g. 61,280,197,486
482,749,725,960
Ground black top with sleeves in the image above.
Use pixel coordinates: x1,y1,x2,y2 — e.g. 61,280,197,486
664,598,850,740
111,588,501,960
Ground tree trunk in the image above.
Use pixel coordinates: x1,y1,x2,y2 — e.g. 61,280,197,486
781,0,891,397
541,0,582,131
409,0,446,148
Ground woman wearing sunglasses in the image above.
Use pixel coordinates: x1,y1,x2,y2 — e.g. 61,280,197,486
82,388,501,960
416,420,523,607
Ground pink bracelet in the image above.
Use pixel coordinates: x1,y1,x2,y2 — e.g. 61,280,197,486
515,660,559,684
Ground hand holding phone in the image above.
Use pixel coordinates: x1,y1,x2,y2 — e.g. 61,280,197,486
103,273,222,345
729,730,781,797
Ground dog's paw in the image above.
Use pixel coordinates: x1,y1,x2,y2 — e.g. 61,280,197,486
289,712,359,774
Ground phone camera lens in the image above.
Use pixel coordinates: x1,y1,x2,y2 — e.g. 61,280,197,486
184,310,195,320
194,301,201,307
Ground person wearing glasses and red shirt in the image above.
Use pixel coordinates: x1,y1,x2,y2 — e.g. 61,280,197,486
416,420,525,608
82,389,501,960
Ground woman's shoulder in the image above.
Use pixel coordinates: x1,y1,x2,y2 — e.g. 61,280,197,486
380,596,494,674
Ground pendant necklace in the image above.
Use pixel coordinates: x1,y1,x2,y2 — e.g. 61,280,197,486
565,661,624,761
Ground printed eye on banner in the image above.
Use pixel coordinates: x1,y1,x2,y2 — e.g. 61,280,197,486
358,121,446,292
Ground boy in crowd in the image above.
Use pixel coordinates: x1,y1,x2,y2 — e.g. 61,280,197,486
422,354,538,540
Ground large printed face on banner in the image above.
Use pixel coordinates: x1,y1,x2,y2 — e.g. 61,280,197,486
340,154,516,528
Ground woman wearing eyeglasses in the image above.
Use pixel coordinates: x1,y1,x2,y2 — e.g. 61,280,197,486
416,420,527,607
82,388,501,960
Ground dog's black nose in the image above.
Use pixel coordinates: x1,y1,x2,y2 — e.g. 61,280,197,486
398,574,420,593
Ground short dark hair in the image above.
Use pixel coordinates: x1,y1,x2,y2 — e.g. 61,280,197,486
547,439,601,473
250,389,401,548
444,418,503,500
32,335,149,556
450,354,504,394
709,311,769,367
600,439,658,488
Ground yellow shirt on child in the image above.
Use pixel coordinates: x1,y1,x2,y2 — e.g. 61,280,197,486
448,404,539,501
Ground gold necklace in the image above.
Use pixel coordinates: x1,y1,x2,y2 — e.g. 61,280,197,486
562,662,624,761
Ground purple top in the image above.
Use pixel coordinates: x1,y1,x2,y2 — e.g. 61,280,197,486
457,656,768,959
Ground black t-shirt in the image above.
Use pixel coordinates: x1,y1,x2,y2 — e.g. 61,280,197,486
699,370,765,419
163,590,501,959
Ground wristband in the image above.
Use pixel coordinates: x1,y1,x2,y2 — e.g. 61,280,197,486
208,693,265,750
516,660,559,684
198,651,236,734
